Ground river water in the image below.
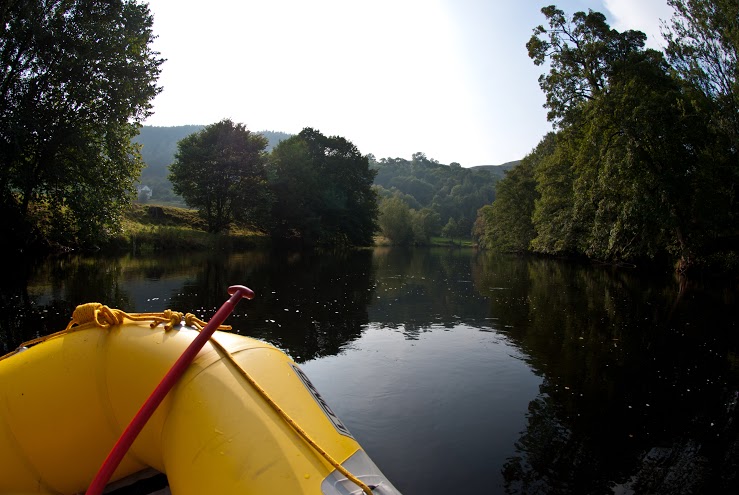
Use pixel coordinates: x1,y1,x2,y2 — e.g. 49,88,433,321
1,248,737,494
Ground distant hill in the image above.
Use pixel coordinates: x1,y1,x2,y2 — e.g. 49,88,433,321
133,126,292,205
370,155,514,235
470,160,520,177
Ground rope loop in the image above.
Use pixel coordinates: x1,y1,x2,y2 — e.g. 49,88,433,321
184,313,232,332
65,303,128,330
2,305,199,362
155,309,185,331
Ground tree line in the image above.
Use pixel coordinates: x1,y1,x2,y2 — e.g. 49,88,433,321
167,122,509,247
169,122,378,247
474,1,738,273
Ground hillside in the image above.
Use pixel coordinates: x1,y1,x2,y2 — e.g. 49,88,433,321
471,160,520,175
371,155,506,235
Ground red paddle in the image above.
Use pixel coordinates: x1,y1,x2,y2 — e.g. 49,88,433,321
85,285,255,495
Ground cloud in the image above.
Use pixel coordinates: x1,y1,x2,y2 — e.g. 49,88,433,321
603,0,673,48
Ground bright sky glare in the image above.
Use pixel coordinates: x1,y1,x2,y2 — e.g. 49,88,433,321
143,0,673,166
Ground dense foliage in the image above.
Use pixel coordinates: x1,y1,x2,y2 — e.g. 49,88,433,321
474,135,552,252
268,128,378,246
1,0,163,251
372,153,502,244
477,2,738,272
377,194,441,246
168,120,272,233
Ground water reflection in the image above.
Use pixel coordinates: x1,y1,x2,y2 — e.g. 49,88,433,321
471,254,738,494
0,250,378,362
209,249,378,361
0,249,736,494
370,247,493,337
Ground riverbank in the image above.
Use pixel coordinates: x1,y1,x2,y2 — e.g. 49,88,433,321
115,204,473,252
112,204,268,252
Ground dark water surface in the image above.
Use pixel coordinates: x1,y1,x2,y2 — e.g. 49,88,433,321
1,248,737,494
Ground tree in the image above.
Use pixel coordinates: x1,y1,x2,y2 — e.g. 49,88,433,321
663,0,739,263
524,5,731,268
169,120,271,233
411,207,441,244
268,128,378,246
441,217,462,244
0,0,163,249
378,195,414,245
482,134,552,253
526,6,647,126
372,153,500,236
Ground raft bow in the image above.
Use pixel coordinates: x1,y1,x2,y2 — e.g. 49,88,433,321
0,303,400,495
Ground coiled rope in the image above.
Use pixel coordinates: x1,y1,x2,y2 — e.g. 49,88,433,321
0,303,198,362
1,303,373,495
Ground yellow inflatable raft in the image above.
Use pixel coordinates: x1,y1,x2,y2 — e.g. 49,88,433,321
0,304,400,495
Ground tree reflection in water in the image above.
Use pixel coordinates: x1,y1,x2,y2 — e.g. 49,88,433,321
472,254,738,494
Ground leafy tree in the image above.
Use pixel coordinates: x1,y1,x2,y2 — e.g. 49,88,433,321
377,194,440,246
267,136,317,242
482,134,552,252
472,205,493,249
576,49,714,262
378,195,414,245
268,128,378,246
526,6,647,126
411,207,441,245
441,217,461,244
523,5,735,268
663,0,739,263
169,120,271,233
0,0,163,249
475,4,737,271
529,128,580,255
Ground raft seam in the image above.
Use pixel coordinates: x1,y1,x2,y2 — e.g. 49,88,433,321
96,327,151,475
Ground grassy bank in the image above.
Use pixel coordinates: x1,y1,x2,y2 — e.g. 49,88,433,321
429,236,474,248
111,204,268,252
373,235,474,248
112,204,474,252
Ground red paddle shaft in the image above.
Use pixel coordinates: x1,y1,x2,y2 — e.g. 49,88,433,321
85,285,255,495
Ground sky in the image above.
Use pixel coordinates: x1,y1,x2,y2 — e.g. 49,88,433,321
142,0,674,167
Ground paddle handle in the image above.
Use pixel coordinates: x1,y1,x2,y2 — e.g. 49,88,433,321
85,285,255,495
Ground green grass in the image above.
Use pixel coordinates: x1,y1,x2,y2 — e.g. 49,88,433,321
108,204,268,252
373,235,474,248
114,204,474,252
430,236,474,247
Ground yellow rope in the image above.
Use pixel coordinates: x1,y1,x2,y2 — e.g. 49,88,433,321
0,303,222,362
185,315,374,495
1,304,372,494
